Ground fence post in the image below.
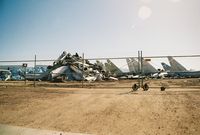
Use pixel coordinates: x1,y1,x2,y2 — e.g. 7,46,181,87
82,53,84,88
25,66,27,85
141,51,143,87
138,51,140,87
34,55,36,87
137,50,143,88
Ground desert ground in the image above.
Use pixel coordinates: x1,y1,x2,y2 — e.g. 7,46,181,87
0,79,200,135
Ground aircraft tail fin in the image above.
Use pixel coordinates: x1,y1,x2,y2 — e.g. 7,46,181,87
142,60,157,73
127,58,157,74
161,62,171,71
130,58,140,73
105,59,123,76
126,58,136,73
168,56,187,71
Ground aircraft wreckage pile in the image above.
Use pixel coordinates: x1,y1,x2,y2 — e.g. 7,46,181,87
47,51,110,82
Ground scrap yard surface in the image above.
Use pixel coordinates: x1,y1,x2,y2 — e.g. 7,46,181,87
0,79,200,135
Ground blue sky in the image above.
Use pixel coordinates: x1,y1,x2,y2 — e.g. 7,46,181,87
0,0,200,69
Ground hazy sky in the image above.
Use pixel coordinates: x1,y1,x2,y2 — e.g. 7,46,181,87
0,0,200,69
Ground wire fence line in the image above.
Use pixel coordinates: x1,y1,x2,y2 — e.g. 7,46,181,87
0,54,200,90
0,54,200,62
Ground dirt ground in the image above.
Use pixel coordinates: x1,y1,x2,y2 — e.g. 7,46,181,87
0,79,200,135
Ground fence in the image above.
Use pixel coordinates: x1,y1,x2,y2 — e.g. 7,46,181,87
0,53,200,90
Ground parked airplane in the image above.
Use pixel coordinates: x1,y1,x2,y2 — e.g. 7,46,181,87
126,58,157,75
161,57,200,78
0,69,11,81
0,65,24,80
104,59,140,79
161,62,172,71
167,56,187,72
126,58,139,73
104,59,123,77
167,71,200,78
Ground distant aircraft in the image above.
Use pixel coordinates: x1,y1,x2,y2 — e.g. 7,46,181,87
104,59,124,77
161,56,200,78
0,69,11,81
126,58,157,75
167,56,187,72
126,58,139,74
104,59,135,79
167,71,200,78
0,65,25,80
161,62,172,71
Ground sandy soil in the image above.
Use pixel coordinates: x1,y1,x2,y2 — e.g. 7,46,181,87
0,124,91,135
0,79,200,135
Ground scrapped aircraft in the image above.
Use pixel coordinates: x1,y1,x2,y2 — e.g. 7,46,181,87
161,57,200,78
48,65,82,81
104,59,137,79
0,69,11,81
21,66,48,81
0,65,48,81
126,58,139,73
151,70,168,79
2,52,199,82
104,58,163,79
0,65,24,80
161,62,172,71
167,71,200,78
167,56,187,72
126,58,172,79
126,58,157,75
46,51,107,82
104,59,123,77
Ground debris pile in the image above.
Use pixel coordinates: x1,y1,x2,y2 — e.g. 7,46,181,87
47,51,107,82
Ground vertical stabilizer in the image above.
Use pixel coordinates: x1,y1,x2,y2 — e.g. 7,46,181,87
126,58,136,73
161,62,172,71
167,56,187,72
142,59,157,73
128,58,157,74
105,59,123,76
130,58,140,74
